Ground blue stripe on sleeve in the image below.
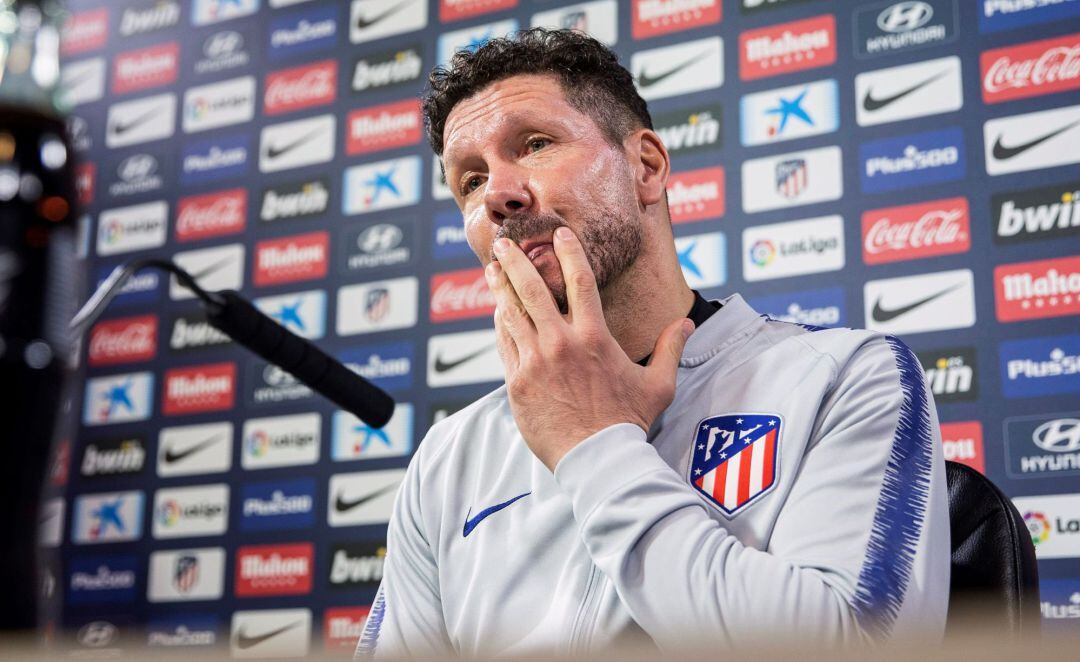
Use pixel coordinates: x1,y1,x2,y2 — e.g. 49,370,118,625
355,586,386,658
851,336,935,638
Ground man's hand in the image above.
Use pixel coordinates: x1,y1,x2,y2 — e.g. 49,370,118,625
486,226,694,471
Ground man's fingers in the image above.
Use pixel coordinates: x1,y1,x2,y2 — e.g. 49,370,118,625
486,261,537,344
552,226,603,325
493,238,563,330
492,307,519,374
646,318,694,387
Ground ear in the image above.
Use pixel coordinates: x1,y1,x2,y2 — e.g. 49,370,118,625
630,129,670,209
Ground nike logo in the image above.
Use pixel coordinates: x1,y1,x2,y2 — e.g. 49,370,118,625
991,120,1080,161
355,0,414,30
234,621,301,650
190,255,235,281
636,51,709,89
163,434,222,464
871,283,963,323
862,70,949,112
433,344,494,373
462,492,530,538
334,483,398,513
110,106,162,136
265,127,324,160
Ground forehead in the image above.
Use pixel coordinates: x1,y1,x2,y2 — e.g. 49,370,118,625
442,74,591,159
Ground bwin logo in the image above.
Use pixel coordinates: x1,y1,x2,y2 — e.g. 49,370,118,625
657,111,719,152
358,224,402,254
925,354,972,396
878,2,933,33
1033,419,1080,453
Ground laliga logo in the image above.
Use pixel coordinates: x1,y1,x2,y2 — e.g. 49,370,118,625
1025,511,1051,545
749,239,776,267
877,1,932,33
187,98,210,121
157,499,181,527
246,430,271,457
102,219,124,244
1033,418,1080,453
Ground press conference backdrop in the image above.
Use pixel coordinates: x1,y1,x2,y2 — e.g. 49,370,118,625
43,0,1080,655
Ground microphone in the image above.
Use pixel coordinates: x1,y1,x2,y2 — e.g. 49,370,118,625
71,260,395,428
204,290,394,428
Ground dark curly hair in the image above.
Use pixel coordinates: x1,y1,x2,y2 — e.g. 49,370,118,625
422,28,652,157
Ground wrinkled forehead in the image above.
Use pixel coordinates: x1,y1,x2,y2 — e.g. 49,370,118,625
442,74,577,161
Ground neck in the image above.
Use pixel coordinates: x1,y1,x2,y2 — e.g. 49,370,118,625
600,246,695,363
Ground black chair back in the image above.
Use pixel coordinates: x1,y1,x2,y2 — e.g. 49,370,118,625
946,460,1040,638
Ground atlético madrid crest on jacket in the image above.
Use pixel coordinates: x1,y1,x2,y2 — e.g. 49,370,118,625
689,413,782,517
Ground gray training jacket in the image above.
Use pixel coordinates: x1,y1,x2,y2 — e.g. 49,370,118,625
357,294,950,657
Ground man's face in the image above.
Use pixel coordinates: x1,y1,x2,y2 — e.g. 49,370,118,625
441,74,643,311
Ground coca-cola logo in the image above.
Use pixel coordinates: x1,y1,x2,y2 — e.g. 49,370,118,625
865,209,965,253
430,269,495,322
264,61,337,115
981,35,1080,103
89,315,158,366
861,197,970,265
176,189,247,242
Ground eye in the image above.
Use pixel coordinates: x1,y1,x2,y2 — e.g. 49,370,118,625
526,137,550,153
461,174,484,195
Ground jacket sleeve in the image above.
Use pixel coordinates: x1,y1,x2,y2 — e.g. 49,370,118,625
552,336,949,648
356,444,452,658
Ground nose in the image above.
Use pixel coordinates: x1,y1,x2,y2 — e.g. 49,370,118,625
483,164,533,224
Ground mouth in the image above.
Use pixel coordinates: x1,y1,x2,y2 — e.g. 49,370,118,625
514,235,555,263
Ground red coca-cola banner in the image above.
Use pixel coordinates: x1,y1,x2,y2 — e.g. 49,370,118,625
861,197,970,265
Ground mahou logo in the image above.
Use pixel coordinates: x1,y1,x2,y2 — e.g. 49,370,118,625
89,315,158,366
430,268,495,322
264,60,337,116
632,0,721,40
995,256,1080,322
862,197,970,265
324,607,370,653
667,166,725,223
112,42,179,95
346,99,422,156
254,231,329,286
440,0,517,23
236,543,313,597
163,362,236,415
981,33,1080,104
740,14,836,80
941,421,985,474
176,189,247,242
61,8,108,56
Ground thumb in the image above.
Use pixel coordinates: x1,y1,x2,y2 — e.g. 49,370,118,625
646,318,694,380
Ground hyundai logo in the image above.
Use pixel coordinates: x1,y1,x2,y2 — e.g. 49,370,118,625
877,1,933,33
204,30,243,59
117,154,157,182
1033,418,1080,453
358,224,402,253
77,621,117,648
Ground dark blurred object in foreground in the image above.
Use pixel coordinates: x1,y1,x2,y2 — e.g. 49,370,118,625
0,0,78,633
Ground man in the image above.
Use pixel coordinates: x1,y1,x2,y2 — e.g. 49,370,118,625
358,29,949,657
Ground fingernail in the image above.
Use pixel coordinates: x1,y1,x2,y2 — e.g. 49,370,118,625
555,226,572,241
682,319,695,339
485,261,498,280
493,238,510,255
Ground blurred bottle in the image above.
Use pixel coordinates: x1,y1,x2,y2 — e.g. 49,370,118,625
0,0,78,633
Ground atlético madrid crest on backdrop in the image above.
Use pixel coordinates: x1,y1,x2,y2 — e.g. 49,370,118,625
689,413,782,517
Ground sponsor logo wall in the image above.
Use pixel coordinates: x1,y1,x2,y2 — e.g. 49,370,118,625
53,0,1080,650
